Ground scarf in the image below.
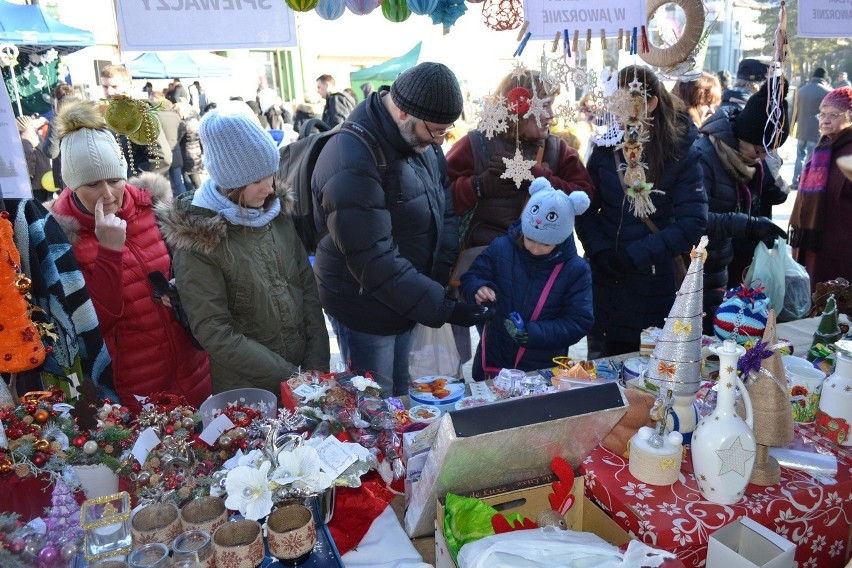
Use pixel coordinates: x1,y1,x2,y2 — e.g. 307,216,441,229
710,135,756,183
192,178,281,228
789,140,833,250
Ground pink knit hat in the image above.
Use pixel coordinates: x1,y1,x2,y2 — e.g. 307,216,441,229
821,87,852,113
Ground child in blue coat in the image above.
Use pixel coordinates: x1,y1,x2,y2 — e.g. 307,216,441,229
461,177,593,380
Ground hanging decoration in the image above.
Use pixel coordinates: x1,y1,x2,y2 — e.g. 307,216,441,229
285,0,319,11
638,0,706,71
103,95,162,173
482,0,524,32
764,1,788,152
346,0,381,15
382,0,412,22
407,0,438,16
315,0,347,20
430,0,468,30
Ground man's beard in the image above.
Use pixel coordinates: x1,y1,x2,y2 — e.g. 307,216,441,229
399,116,429,154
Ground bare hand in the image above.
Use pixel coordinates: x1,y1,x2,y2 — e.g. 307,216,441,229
475,286,496,305
94,196,126,251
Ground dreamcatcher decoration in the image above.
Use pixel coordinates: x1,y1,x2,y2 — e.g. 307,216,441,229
639,0,711,80
611,73,664,219
763,1,788,153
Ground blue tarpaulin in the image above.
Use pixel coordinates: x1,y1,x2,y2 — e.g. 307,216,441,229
349,42,421,99
126,51,235,79
0,0,94,54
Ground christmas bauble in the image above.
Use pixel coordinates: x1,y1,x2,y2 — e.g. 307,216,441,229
104,96,144,135
32,452,48,467
83,440,98,455
181,417,195,430
39,544,59,566
127,112,160,146
73,435,87,447
0,458,12,474
34,438,49,451
60,541,79,561
382,0,411,21
33,409,49,424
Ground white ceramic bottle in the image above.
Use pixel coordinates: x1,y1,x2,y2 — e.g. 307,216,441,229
691,340,756,505
816,339,852,446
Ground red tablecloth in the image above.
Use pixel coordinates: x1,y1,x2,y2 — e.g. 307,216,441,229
580,424,852,568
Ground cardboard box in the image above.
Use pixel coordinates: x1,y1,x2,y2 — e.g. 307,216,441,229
707,517,795,568
405,382,627,537
434,475,631,568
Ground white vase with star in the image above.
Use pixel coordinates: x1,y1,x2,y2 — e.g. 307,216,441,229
691,339,757,505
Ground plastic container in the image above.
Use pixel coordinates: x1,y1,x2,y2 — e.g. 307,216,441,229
198,388,278,429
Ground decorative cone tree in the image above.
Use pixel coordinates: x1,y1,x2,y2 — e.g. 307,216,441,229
44,477,83,546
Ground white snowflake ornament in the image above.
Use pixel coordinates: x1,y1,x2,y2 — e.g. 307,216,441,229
501,148,536,188
477,93,510,139
523,90,551,129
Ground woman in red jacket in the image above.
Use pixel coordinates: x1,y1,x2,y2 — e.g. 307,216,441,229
50,99,210,412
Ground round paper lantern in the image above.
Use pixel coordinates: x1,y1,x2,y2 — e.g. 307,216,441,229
346,0,380,15
383,0,411,21
482,0,524,31
285,0,318,10
407,0,438,15
315,0,346,20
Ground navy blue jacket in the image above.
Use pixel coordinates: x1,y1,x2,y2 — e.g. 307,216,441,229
460,222,593,379
576,118,708,344
312,90,458,335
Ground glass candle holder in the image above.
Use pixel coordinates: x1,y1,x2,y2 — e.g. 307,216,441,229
127,542,172,568
81,492,133,562
172,529,213,568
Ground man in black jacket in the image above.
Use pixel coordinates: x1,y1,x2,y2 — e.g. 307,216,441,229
316,74,356,128
312,62,493,396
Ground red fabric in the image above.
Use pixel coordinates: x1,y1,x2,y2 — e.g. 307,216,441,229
327,471,395,555
581,423,852,568
0,475,85,520
52,185,210,413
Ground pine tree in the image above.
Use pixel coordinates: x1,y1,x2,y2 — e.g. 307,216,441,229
44,478,83,546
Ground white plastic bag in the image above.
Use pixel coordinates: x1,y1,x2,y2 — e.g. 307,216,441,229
408,323,462,379
778,243,811,322
745,237,786,316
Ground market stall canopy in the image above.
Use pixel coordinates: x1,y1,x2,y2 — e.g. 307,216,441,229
349,42,421,96
0,0,94,55
126,51,235,79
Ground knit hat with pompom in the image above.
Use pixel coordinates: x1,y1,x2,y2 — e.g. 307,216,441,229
57,100,126,190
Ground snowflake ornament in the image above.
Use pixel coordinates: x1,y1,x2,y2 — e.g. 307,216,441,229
523,90,551,129
477,93,510,139
554,102,578,126
500,148,536,188
510,59,528,80
538,49,560,95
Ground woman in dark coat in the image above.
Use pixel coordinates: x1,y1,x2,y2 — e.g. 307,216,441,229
576,65,708,357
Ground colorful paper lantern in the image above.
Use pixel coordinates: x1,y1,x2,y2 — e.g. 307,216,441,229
382,0,412,21
407,0,438,15
346,0,380,15
315,0,346,20
285,0,319,11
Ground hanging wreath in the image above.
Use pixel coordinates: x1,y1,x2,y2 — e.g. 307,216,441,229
639,0,705,70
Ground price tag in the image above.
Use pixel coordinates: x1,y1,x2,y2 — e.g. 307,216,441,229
314,436,357,478
199,413,236,446
469,382,495,401
131,427,161,465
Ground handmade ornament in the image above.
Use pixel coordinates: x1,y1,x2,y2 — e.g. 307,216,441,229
476,93,510,138
692,339,757,505
45,478,84,546
315,0,347,19
817,340,852,446
430,0,467,29
382,0,411,21
763,1,788,152
284,0,318,10
500,148,536,187
345,0,380,15
808,295,841,363
639,0,706,70
0,212,47,374
406,0,438,15
714,283,769,345
481,0,524,32
742,311,793,486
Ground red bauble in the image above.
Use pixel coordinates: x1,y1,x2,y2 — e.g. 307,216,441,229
33,409,50,424
164,425,175,435
72,435,87,447
32,452,48,467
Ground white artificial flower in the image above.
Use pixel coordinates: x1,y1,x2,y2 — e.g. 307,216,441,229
224,462,273,520
237,449,266,469
351,375,380,392
273,445,333,493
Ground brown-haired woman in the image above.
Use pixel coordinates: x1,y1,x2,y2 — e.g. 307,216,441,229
575,65,708,357
671,71,722,127
447,69,594,248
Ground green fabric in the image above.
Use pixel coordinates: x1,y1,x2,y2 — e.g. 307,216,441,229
171,197,329,397
443,493,530,559
2,54,60,117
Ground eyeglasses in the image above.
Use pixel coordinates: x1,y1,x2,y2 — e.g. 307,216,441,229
815,112,849,121
422,120,455,140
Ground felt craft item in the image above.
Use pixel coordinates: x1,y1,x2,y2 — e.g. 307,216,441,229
0,212,46,373
327,471,394,555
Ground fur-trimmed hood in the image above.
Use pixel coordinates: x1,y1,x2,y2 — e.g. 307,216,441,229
157,187,295,256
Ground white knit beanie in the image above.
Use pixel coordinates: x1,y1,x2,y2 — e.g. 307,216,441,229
57,101,126,190
200,107,280,190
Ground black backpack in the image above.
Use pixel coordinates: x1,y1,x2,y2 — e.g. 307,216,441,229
276,118,386,254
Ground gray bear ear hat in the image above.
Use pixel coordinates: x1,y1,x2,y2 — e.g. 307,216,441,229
390,62,463,124
200,106,280,191
521,177,590,245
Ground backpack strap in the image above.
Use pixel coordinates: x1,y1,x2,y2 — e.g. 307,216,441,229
543,134,562,172
468,129,491,175
339,121,388,186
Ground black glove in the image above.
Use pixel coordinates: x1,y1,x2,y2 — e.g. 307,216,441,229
448,301,495,327
591,249,634,279
748,217,787,248
478,173,519,199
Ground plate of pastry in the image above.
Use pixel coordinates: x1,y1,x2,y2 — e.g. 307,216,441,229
409,376,465,405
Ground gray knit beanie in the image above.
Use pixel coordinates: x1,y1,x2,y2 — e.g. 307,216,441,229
200,108,280,190
57,100,126,190
390,62,463,124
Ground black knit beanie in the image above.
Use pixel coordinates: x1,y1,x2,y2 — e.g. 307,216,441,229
390,62,463,124
733,79,790,147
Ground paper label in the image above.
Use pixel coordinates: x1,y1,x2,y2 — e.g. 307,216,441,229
131,428,161,465
199,414,236,446
469,382,495,401
314,436,357,478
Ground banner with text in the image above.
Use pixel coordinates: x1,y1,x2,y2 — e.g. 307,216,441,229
798,0,852,38
0,81,33,199
115,0,297,51
523,0,647,41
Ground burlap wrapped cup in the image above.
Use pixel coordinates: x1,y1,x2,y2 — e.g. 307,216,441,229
267,504,317,564
180,496,227,535
131,502,181,547
213,519,264,568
